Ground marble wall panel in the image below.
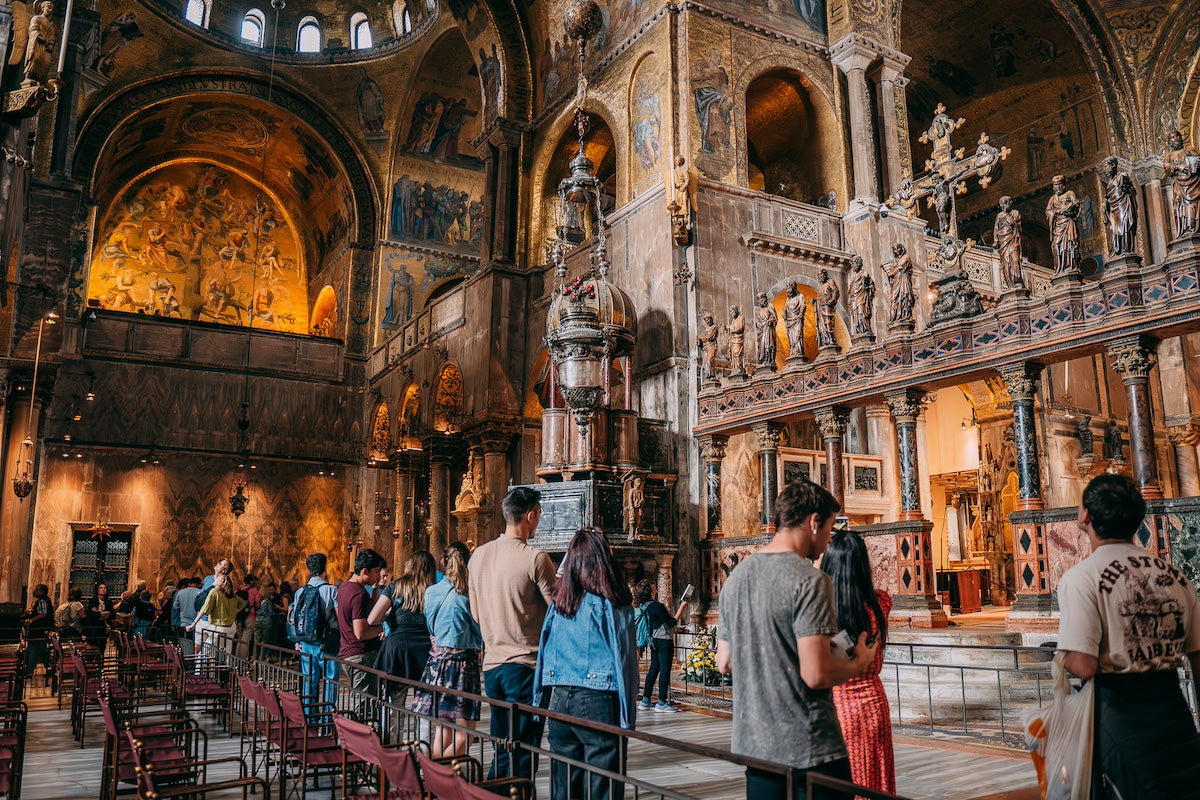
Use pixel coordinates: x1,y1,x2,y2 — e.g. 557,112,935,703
718,431,762,539
863,532,900,597
1045,517,1090,590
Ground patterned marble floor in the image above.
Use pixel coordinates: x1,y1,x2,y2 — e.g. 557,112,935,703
17,698,1038,800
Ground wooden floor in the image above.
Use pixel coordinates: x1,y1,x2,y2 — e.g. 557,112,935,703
17,695,1038,800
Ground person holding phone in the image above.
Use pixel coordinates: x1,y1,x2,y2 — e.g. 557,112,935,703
820,526,894,795
634,580,687,712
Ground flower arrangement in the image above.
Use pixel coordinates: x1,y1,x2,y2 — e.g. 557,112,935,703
682,630,722,686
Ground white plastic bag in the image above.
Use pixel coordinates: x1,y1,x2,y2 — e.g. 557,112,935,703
1024,653,1094,800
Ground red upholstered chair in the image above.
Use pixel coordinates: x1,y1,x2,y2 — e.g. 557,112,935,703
415,752,533,800
276,689,361,800
98,693,204,800
332,714,385,799
375,744,423,800
0,702,28,800
125,729,269,800
164,644,231,729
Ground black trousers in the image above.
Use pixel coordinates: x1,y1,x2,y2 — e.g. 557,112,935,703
642,639,672,703
485,663,545,780
547,687,624,800
745,758,851,800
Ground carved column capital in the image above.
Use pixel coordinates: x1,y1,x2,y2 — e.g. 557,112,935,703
752,422,784,451
1106,336,1158,381
885,390,924,423
814,407,850,441
698,434,728,461
1167,422,1200,447
998,362,1044,402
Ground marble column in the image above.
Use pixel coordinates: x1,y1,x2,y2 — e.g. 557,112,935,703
487,121,525,269
815,407,849,508
698,435,728,537
1167,421,1200,497
885,390,925,521
998,363,1045,510
1107,337,1163,499
477,427,517,543
428,448,452,557
875,55,912,197
1133,157,1169,264
392,453,416,565
752,422,784,533
831,40,880,204
656,553,675,613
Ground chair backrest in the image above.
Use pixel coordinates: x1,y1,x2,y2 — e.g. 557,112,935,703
98,694,121,736
333,714,382,764
70,649,89,681
416,751,464,800
275,689,308,730
457,774,518,800
377,744,423,800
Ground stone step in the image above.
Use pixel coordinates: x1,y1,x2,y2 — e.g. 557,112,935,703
885,645,1055,670
889,629,1025,648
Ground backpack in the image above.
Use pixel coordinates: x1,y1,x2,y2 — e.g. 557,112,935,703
194,587,211,613
634,603,651,650
55,602,79,629
289,585,328,645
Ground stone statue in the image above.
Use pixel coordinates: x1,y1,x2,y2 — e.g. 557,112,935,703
454,453,479,511
993,196,1025,289
671,155,692,217
927,236,984,324
884,243,915,327
625,474,646,539
22,1,57,88
697,310,719,383
1164,129,1200,239
1046,175,1081,276
848,255,875,340
753,292,777,367
931,233,970,274
1104,420,1124,462
783,282,807,361
814,269,839,350
726,305,746,378
1100,156,1138,256
1075,415,1094,455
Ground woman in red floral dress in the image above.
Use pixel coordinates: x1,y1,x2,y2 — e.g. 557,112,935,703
821,530,895,795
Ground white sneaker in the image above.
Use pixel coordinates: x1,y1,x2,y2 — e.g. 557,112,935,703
637,700,652,710
654,702,677,713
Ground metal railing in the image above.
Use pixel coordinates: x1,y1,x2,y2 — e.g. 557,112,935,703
193,636,913,800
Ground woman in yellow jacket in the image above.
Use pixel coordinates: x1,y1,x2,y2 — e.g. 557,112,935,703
188,574,246,656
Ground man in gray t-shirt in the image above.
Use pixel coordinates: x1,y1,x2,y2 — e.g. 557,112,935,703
717,480,878,800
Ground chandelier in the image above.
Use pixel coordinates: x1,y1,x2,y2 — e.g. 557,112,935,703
544,0,636,432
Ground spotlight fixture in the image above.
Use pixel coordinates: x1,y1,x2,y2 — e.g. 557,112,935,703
85,391,95,402
63,433,71,443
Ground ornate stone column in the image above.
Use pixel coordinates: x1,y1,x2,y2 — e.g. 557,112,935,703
392,452,417,565
752,422,784,533
998,363,1045,510
656,553,674,613
815,407,849,508
1132,157,1169,264
875,54,912,197
831,39,880,204
427,441,454,557
885,390,925,521
698,435,728,537
1107,336,1163,499
1167,420,1200,497
477,425,518,542
486,121,525,269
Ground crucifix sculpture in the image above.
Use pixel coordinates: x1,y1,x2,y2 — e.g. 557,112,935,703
886,104,1010,240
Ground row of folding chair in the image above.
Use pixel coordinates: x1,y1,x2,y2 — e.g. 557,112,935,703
0,702,26,800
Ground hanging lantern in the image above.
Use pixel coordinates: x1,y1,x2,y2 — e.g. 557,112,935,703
12,438,34,500
229,475,249,518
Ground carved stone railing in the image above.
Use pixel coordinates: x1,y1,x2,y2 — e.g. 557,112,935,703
699,179,846,253
923,235,1055,301
80,310,344,380
371,285,467,375
697,244,1200,434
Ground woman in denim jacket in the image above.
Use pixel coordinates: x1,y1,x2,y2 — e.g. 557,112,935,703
412,542,483,758
535,528,639,800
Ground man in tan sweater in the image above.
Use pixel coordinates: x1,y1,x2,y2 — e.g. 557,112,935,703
469,486,557,779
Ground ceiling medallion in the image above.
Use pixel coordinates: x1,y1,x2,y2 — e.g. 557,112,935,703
181,108,271,150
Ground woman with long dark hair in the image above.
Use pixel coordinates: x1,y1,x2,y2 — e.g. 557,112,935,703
411,542,482,758
534,528,639,800
369,549,437,702
820,529,894,795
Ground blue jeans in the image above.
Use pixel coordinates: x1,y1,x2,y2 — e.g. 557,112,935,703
298,643,339,720
485,663,545,780
745,759,850,800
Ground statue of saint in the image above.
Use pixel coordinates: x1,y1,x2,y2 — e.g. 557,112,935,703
1075,415,1094,456
753,292,777,367
697,310,719,382
848,256,875,339
726,305,746,377
1101,156,1138,256
884,243,915,326
1104,420,1124,462
1164,129,1200,239
672,155,692,216
993,196,1025,289
454,454,479,512
1046,175,1081,276
815,269,839,349
22,1,57,88
625,474,646,539
783,282,806,360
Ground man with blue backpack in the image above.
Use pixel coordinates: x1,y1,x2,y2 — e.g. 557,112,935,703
289,552,340,719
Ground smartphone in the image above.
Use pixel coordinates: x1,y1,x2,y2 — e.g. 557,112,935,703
831,629,855,660
833,516,850,533
678,584,694,605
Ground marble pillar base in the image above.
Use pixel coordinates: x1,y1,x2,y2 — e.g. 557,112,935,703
891,593,950,629
1166,232,1200,260
1050,270,1083,288
998,285,1031,304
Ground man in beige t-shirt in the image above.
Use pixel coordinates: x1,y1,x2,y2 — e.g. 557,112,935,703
469,486,557,779
1057,474,1200,799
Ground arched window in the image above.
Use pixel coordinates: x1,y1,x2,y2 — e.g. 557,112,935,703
241,8,265,46
184,0,209,27
349,12,372,49
392,0,412,34
297,16,321,52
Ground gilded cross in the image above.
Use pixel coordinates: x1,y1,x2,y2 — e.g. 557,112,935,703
886,104,1010,240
